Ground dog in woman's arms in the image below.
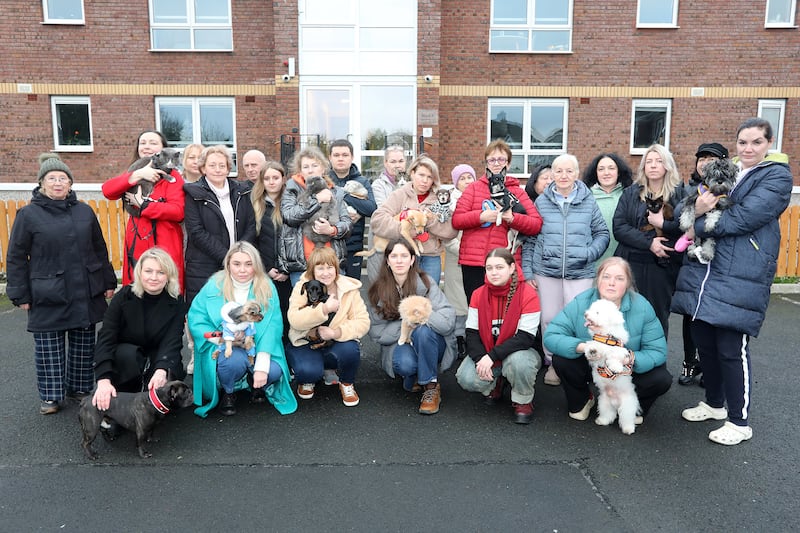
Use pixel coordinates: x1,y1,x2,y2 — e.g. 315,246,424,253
639,194,674,237
356,209,428,257
123,148,180,216
342,180,369,220
398,295,433,345
298,175,340,247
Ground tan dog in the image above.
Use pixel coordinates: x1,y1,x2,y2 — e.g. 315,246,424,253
357,209,428,257
397,295,433,345
211,300,264,365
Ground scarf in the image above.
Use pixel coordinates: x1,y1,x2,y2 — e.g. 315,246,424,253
477,277,524,353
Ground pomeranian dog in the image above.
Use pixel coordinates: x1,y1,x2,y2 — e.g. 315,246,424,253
397,295,433,345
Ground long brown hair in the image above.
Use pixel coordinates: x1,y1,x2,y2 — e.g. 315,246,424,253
252,160,286,234
368,239,431,320
485,247,518,313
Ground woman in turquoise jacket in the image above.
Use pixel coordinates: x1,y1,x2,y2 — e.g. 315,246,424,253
544,257,671,424
188,241,297,418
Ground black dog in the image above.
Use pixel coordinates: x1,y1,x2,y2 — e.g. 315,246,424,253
79,380,194,460
300,279,329,309
487,168,521,225
123,148,180,216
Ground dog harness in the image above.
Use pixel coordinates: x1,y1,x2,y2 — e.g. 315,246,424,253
697,184,727,199
149,387,170,414
398,208,429,242
592,333,624,346
591,334,634,379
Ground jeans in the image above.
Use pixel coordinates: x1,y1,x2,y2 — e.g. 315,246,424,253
456,348,541,404
289,271,304,286
286,340,361,384
392,325,446,387
418,255,442,284
217,346,283,394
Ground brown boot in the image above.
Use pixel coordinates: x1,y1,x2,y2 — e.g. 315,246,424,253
419,382,441,415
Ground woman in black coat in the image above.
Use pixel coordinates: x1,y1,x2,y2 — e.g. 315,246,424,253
6,154,117,415
183,145,256,304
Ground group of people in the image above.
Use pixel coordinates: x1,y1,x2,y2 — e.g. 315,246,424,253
6,117,792,446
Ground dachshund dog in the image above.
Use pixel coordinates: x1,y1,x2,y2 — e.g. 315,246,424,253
123,148,180,216
300,280,334,349
356,208,428,257
297,175,340,247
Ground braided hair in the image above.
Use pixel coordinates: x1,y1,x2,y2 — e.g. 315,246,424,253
485,247,518,314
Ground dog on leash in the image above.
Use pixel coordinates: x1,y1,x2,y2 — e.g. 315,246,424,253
123,148,180,216
343,180,369,219
297,175,340,247
79,381,194,459
675,158,737,264
397,295,433,345
582,298,640,435
217,300,263,364
356,208,428,257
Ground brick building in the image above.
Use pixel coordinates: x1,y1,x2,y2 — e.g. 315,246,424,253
2,0,799,187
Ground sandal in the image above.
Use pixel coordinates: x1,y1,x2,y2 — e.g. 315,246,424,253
708,421,752,446
681,401,727,422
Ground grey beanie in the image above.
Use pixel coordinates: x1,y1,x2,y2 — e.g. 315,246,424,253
37,153,74,185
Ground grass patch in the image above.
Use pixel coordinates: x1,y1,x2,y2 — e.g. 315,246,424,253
0,294,14,312
774,276,800,284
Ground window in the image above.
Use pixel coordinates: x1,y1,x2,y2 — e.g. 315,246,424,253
149,0,232,51
637,0,678,28
51,96,93,152
156,97,237,173
766,0,797,27
487,99,569,174
758,99,785,153
42,0,84,24
490,0,573,53
630,100,671,154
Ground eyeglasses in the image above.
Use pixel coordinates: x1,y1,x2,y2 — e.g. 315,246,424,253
44,176,70,183
486,157,508,165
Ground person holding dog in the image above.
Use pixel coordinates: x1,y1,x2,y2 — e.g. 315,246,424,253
455,248,542,424
7,154,117,415
285,247,370,406
367,239,457,415
673,117,793,446
369,155,457,283
102,130,186,290
544,257,671,424
188,241,296,417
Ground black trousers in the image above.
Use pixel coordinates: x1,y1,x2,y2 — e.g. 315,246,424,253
344,251,363,280
461,265,486,306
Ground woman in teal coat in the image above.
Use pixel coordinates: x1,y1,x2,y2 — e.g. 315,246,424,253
188,241,297,418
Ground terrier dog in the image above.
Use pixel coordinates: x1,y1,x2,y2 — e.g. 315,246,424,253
343,180,369,220
297,175,340,247
212,300,264,365
639,194,674,237
582,299,640,435
397,295,433,345
356,208,428,257
675,158,737,264
79,381,194,459
123,148,180,216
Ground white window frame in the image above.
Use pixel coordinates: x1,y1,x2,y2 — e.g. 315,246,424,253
51,96,93,152
765,0,797,27
630,99,671,155
42,0,84,24
636,0,679,28
148,0,233,52
489,0,574,54
155,97,238,175
758,99,786,153
487,98,569,176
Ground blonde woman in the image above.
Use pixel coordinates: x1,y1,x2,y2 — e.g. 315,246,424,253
181,143,204,183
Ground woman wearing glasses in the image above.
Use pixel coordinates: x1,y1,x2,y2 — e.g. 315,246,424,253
452,139,542,304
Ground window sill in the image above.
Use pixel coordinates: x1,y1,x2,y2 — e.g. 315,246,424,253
41,21,85,26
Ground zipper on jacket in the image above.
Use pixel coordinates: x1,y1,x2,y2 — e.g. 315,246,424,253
692,262,712,320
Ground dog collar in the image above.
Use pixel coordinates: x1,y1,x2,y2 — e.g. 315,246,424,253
592,334,624,347
596,365,633,380
149,387,170,414
698,184,727,199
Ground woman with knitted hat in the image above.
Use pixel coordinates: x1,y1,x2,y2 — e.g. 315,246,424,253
7,154,117,415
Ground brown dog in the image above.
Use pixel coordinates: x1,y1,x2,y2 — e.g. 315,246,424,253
357,208,428,257
397,295,433,345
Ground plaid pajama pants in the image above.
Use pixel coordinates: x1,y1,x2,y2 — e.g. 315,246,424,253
33,326,96,402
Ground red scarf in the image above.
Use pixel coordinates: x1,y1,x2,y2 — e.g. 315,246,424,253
477,278,524,353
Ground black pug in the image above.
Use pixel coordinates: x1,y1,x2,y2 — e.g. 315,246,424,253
487,168,522,226
676,158,737,264
79,380,194,460
299,279,334,349
123,148,180,216
297,175,339,247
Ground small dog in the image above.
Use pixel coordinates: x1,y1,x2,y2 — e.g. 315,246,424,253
356,208,428,257
425,188,452,223
398,295,433,345
79,381,194,459
639,194,675,237
487,168,520,226
343,180,369,219
396,171,409,188
676,158,737,264
582,299,640,435
300,279,329,309
213,300,264,365
297,175,339,247
123,148,180,216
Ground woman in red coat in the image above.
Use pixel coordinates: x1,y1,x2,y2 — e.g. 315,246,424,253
452,139,542,303
102,130,185,290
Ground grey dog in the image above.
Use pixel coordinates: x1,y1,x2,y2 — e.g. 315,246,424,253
123,148,180,216
297,175,339,247
79,380,194,460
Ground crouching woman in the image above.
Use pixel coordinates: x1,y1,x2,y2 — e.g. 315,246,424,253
455,248,542,424
188,241,297,417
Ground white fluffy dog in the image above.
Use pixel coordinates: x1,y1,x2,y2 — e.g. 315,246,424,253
583,298,640,435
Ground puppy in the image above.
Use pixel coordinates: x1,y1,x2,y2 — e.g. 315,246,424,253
425,188,452,223
123,148,180,216
79,381,194,459
297,175,340,247
356,208,428,257
675,158,736,264
397,295,433,345
218,300,263,364
343,180,369,219
582,299,640,435
639,194,674,237
300,279,329,309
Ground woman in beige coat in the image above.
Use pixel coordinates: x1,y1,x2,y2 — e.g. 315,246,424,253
286,247,370,406
369,155,457,283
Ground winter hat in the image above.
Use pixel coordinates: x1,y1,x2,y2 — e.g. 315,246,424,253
695,143,729,159
450,164,476,188
37,153,74,185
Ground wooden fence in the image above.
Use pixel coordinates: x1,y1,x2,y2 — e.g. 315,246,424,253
1,200,799,278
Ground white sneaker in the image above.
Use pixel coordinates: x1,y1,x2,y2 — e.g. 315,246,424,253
569,396,595,421
682,401,727,422
323,369,339,386
297,383,315,400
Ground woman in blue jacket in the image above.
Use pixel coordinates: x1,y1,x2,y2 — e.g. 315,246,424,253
544,257,672,424
673,118,793,446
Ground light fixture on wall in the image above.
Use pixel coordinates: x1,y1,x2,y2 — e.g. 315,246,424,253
282,57,296,82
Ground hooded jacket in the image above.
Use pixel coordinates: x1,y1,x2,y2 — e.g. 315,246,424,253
329,164,377,253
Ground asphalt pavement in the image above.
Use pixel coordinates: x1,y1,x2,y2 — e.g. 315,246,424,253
2,292,799,532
